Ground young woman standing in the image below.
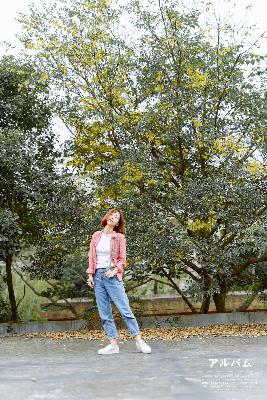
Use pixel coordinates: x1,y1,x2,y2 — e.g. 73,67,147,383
87,208,152,355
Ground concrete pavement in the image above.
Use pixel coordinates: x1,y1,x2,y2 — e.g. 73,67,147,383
1,335,266,400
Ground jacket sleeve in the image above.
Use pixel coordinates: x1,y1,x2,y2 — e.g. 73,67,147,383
86,234,94,275
116,234,126,273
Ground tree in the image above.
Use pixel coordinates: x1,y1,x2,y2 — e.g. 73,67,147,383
19,0,267,313
0,55,91,321
0,54,55,321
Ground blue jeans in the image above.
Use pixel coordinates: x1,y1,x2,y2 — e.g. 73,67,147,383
93,267,141,340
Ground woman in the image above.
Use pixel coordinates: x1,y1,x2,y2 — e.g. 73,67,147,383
87,208,152,355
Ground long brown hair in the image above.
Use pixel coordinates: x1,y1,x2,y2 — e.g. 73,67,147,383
101,208,126,234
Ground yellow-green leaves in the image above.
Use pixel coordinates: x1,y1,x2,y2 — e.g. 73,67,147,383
186,213,217,237
144,131,162,147
213,136,246,158
246,160,267,177
185,67,207,89
121,162,143,183
70,118,120,173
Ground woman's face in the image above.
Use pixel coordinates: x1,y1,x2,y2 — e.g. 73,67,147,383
107,211,121,227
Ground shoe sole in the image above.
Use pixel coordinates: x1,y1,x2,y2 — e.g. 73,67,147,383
98,350,119,355
137,350,151,354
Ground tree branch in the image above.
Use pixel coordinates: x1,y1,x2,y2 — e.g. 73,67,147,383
16,285,26,309
178,267,202,283
178,256,202,274
125,278,153,293
13,267,78,318
232,255,267,277
235,286,262,312
160,268,198,313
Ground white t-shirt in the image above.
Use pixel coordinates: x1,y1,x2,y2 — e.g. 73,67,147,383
96,234,116,269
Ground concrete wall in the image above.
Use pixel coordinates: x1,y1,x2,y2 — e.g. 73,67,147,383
139,311,267,329
0,320,87,337
38,293,266,320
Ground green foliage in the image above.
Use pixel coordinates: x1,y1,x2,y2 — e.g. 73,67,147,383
232,263,267,294
0,55,93,321
0,55,58,262
0,55,51,132
0,128,58,262
21,177,92,282
0,210,22,259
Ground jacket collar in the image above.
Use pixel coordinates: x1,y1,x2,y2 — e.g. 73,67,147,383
100,229,118,238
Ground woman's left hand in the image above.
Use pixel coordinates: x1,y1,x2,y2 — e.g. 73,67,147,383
104,267,118,278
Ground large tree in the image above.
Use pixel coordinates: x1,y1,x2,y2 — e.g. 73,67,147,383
19,0,267,313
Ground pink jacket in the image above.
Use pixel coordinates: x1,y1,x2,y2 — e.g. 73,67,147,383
86,230,126,281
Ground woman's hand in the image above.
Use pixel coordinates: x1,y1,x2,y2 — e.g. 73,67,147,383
87,275,94,288
104,267,118,278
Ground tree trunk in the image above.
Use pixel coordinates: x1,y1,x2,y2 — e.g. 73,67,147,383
212,278,227,313
153,280,158,295
200,295,210,314
236,287,260,312
5,254,18,321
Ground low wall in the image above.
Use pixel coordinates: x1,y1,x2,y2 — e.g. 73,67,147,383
139,310,267,329
1,311,267,337
38,292,266,320
0,320,87,337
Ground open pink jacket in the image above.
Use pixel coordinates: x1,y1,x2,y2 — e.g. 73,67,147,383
86,230,126,281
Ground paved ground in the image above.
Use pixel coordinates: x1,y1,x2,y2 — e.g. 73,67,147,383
0,335,266,400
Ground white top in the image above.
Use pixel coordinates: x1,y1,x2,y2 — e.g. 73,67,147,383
95,233,115,269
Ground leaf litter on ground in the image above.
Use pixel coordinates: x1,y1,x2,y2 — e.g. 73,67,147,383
20,323,267,341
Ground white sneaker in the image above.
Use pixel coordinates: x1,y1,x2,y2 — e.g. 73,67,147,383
136,339,151,354
98,343,119,355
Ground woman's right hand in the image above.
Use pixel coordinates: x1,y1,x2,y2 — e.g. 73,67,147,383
87,275,94,288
